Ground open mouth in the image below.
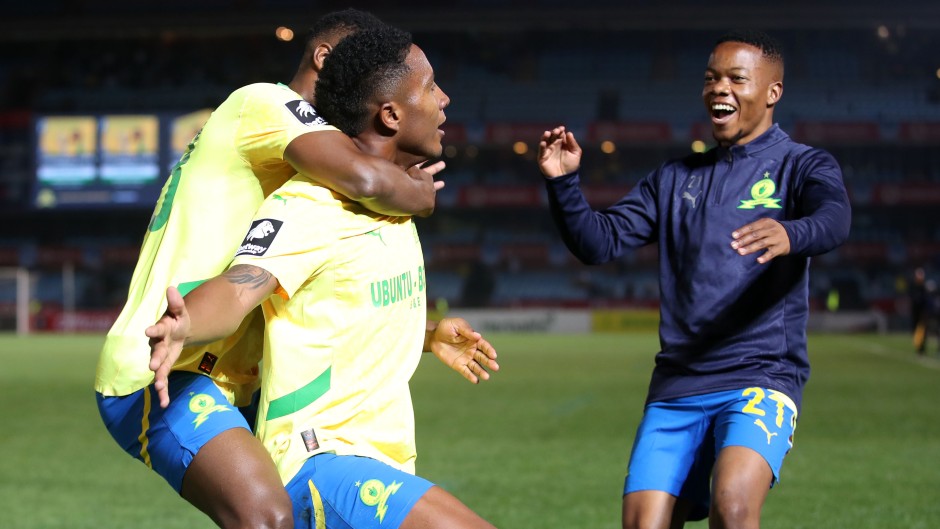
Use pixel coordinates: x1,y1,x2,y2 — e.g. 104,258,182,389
711,103,736,123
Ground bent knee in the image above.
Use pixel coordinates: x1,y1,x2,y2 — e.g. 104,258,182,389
622,491,677,529
241,486,293,529
711,499,758,529
221,495,292,529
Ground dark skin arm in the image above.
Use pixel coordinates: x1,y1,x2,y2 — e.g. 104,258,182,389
147,267,501,406
146,265,278,408
285,129,443,217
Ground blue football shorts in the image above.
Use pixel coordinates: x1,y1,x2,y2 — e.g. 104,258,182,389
286,453,435,529
624,387,798,517
96,371,254,492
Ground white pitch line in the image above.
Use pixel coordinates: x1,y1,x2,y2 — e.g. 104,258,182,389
839,335,940,371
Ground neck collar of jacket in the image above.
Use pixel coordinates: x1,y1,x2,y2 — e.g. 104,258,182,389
715,124,789,159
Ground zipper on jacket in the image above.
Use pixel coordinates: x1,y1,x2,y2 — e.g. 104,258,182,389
711,148,734,206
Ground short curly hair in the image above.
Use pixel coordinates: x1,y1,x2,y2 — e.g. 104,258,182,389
315,25,413,136
304,8,385,49
716,29,784,68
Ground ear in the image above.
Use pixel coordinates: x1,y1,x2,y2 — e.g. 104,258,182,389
767,81,783,107
378,101,401,133
311,43,333,72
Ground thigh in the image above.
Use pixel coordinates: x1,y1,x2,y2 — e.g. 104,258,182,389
401,486,495,529
100,372,290,528
286,454,434,529
623,398,713,524
714,387,798,486
709,446,773,529
624,398,710,497
622,491,687,529
182,427,292,529
97,371,251,492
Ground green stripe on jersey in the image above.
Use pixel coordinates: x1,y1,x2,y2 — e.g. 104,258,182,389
266,367,331,421
177,280,207,297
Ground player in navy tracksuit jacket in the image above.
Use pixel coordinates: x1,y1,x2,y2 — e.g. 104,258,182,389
538,30,850,529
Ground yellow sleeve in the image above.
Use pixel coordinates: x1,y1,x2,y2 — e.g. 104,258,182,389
234,84,337,166
231,178,389,297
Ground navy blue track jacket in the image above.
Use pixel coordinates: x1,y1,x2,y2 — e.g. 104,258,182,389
545,125,851,410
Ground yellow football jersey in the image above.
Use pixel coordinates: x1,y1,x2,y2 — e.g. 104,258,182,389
96,83,336,404
231,177,427,484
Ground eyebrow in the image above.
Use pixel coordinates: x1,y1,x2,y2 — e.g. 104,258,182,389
706,66,751,73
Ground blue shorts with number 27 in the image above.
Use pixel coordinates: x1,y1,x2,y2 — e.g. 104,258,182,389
624,387,798,519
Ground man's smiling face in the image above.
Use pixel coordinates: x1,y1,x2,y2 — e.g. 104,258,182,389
703,41,782,147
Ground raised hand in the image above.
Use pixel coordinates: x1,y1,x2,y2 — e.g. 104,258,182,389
410,160,447,192
538,125,582,178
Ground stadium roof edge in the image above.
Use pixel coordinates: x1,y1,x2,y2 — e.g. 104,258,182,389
2,6,940,41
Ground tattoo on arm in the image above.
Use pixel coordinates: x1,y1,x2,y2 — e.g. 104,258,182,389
223,264,273,290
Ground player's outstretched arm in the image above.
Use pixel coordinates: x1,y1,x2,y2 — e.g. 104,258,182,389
145,264,279,408
537,126,582,178
285,130,443,217
424,318,499,384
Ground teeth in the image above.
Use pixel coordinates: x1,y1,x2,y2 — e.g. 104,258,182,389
712,104,735,112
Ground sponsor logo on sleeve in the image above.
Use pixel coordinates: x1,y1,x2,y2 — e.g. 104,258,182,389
235,219,283,257
285,100,329,126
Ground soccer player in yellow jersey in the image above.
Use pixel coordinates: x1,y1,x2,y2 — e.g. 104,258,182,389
147,26,499,528
96,10,444,529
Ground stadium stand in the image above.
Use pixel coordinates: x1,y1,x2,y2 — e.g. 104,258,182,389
1,1,939,330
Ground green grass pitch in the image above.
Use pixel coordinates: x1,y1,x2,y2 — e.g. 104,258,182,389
0,332,937,528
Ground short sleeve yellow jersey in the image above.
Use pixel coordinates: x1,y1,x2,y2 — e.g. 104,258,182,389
232,178,427,483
